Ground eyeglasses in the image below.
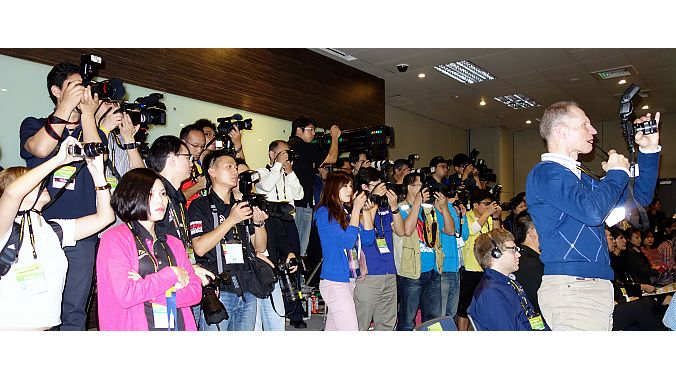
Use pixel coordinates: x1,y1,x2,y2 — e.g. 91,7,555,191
303,127,315,132
186,142,206,149
176,153,194,161
503,246,521,253
480,201,492,205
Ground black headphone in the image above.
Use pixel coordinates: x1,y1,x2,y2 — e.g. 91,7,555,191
489,236,502,259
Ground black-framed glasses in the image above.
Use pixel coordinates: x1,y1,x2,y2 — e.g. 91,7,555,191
176,153,194,161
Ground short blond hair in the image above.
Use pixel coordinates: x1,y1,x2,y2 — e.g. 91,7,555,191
0,167,29,198
474,229,515,270
539,101,578,143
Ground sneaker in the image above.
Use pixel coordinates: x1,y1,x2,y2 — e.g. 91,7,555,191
290,320,307,329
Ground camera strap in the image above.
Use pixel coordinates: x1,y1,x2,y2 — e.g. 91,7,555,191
625,165,651,231
211,206,225,276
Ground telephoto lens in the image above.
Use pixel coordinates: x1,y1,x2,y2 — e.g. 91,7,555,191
67,142,109,158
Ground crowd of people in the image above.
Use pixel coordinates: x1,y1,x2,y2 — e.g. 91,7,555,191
1,60,674,331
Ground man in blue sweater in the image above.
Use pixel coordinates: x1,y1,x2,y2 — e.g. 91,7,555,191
526,101,660,330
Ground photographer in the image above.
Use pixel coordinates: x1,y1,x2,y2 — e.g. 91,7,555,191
426,156,450,186
353,167,405,330
188,150,268,331
19,62,109,330
348,150,371,175
526,101,660,330
0,138,114,330
96,101,145,187
288,116,341,257
451,153,484,191
255,140,306,329
395,173,455,330
392,159,411,185
197,119,217,162
439,193,469,319
457,189,501,330
179,124,207,206
502,192,527,233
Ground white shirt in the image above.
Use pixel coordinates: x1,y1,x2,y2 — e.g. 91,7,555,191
255,162,304,206
0,213,76,329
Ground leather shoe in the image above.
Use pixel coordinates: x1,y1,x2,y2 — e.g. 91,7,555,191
290,320,307,329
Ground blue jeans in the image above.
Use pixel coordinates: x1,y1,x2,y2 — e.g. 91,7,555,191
199,291,257,331
396,270,442,331
440,271,460,318
254,281,286,331
294,206,313,257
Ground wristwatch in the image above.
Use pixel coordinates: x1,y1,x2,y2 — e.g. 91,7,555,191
95,183,112,191
121,141,141,150
253,221,265,228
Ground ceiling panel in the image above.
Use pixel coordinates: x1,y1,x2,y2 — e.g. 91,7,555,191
470,51,531,78
510,48,577,70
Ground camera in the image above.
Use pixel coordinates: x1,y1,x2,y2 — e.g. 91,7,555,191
276,258,305,302
372,160,393,172
386,182,406,197
407,154,420,169
67,142,108,158
619,83,658,154
201,271,232,325
312,125,393,161
366,190,390,208
238,170,296,222
286,149,300,162
217,114,253,135
117,93,167,128
468,148,497,183
79,54,126,101
396,63,409,73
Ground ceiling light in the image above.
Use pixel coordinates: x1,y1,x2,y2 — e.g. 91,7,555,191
618,79,627,85
642,105,649,110
0,88,7,92
526,120,532,124
434,60,495,84
418,73,426,78
479,99,486,106
179,123,185,127
494,94,540,109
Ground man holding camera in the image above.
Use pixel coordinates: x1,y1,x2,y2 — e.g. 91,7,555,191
349,150,371,175
255,139,306,329
19,62,109,330
426,156,450,186
179,124,207,204
451,153,484,191
526,101,660,330
288,116,341,257
392,159,412,185
188,150,268,331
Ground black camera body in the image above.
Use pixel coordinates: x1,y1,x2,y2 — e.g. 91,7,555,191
619,84,658,154
276,257,305,302
367,191,390,208
238,170,295,223
217,114,253,135
286,149,300,162
117,93,167,128
468,149,497,183
407,154,420,169
201,272,232,325
79,53,125,101
67,142,108,158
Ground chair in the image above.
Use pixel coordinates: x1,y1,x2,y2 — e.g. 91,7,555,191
467,314,480,331
413,316,458,331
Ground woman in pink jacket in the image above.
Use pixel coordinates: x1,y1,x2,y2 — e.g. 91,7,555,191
97,168,201,330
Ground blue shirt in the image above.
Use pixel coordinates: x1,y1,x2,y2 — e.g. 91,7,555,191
400,205,443,273
19,117,108,223
361,207,397,275
439,204,469,273
468,268,548,331
315,206,375,282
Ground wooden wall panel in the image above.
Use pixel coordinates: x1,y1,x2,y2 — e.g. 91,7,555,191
0,48,384,130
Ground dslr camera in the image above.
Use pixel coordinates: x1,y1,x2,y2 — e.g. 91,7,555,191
79,53,126,101
276,257,306,302
67,142,108,158
468,149,497,183
286,149,300,162
238,170,296,223
201,271,232,325
619,83,658,154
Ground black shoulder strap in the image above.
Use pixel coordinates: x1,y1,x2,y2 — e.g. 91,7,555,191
46,220,64,245
0,223,24,277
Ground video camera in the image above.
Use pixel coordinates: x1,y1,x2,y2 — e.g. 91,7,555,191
237,170,296,223
619,84,658,154
79,53,125,101
217,113,253,135
117,93,167,128
312,125,393,160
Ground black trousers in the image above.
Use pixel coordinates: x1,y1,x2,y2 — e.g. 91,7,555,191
60,238,97,331
613,297,667,331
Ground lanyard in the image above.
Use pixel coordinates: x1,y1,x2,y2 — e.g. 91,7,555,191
273,172,287,201
18,212,38,260
508,278,538,319
127,223,173,273
169,200,190,247
375,208,388,239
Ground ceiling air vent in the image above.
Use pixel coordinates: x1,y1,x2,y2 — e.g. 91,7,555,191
592,65,638,80
318,48,358,62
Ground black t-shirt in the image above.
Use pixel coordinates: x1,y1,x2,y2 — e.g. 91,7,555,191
187,191,255,294
288,135,325,207
512,245,544,315
158,175,189,245
19,117,108,223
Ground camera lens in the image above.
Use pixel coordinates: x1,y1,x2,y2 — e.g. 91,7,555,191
81,142,109,158
636,119,658,135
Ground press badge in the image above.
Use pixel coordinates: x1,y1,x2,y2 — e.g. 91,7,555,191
376,238,390,254
15,262,48,295
53,166,76,190
186,246,196,265
105,176,119,191
528,315,545,330
222,243,244,264
151,303,174,329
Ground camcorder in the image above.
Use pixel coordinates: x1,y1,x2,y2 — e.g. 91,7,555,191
67,142,109,158
117,93,167,128
312,125,393,160
217,114,253,135
619,83,658,154
237,170,296,223
468,149,497,183
276,257,307,302
79,53,126,101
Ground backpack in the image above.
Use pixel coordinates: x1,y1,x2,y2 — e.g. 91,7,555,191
0,220,63,279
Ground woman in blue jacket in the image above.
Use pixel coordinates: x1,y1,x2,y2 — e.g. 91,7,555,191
315,171,374,330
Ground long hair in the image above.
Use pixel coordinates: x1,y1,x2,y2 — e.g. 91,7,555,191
318,171,353,230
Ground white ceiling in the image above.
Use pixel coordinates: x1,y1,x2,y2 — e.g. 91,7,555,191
312,48,676,131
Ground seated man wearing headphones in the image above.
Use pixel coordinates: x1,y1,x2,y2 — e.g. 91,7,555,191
467,229,549,331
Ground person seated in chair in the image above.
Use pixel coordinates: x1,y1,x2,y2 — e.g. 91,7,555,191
467,229,549,331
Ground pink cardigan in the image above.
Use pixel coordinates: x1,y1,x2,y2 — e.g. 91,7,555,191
96,224,202,331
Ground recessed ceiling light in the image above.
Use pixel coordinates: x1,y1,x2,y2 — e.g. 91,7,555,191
434,60,495,84
618,79,627,85
526,120,532,124
179,123,185,127
418,73,426,78
0,88,7,92
257,139,263,142
642,105,649,110
479,99,486,106
494,94,540,109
